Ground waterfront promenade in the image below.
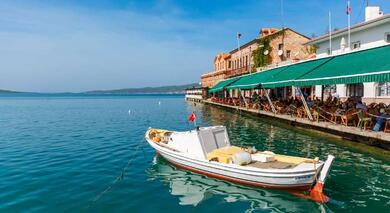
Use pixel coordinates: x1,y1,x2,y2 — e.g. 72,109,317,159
203,99,390,150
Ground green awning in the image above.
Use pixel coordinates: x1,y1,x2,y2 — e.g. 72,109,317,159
294,45,390,86
227,67,287,90
208,77,240,93
225,73,255,90
261,57,332,88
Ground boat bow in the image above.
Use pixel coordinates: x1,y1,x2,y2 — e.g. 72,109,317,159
309,154,335,202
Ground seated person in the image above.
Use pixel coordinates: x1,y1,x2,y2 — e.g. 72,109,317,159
306,97,315,108
373,108,389,132
356,101,367,111
252,92,259,103
335,103,347,115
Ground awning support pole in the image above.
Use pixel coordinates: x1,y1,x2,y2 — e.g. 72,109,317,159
297,87,313,121
239,89,248,107
263,89,276,114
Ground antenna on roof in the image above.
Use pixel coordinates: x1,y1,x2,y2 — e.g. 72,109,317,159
329,11,332,55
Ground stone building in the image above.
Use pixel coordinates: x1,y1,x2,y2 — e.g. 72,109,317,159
201,53,231,88
263,28,313,68
201,28,312,89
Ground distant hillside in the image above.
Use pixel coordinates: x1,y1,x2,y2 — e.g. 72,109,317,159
0,89,19,93
85,83,199,94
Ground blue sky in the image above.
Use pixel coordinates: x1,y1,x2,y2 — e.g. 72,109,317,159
0,0,389,92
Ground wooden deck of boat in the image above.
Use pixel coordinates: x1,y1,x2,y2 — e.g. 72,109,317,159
203,100,390,150
246,161,297,169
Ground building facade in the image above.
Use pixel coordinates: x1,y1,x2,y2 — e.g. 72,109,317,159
258,28,313,70
201,53,232,88
309,6,390,103
185,87,206,102
201,28,312,89
226,39,259,78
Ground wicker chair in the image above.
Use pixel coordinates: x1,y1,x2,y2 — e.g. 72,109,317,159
341,109,358,126
384,120,390,133
296,106,307,118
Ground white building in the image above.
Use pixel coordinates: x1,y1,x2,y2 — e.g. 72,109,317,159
185,87,204,102
307,6,390,103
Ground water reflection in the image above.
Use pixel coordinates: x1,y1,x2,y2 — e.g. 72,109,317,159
147,156,327,213
163,101,390,212
196,103,390,212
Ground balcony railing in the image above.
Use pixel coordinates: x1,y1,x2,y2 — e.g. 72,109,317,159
201,65,251,80
225,66,250,78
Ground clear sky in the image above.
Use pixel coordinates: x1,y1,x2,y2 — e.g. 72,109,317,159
1,0,389,92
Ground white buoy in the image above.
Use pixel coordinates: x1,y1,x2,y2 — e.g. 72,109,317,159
158,101,161,105
128,109,131,115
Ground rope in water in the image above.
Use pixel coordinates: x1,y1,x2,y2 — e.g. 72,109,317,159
82,141,145,212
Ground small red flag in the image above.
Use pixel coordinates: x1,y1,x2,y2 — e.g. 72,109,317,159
188,112,196,122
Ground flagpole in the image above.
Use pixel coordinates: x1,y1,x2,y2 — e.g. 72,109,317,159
347,0,351,50
249,46,252,73
237,33,241,53
329,11,332,55
237,33,241,69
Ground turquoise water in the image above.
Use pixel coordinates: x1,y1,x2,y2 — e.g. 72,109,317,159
0,95,389,212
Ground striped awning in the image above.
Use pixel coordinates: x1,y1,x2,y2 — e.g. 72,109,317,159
294,45,390,86
208,77,240,93
227,66,287,90
211,44,390,92
261,57,332,88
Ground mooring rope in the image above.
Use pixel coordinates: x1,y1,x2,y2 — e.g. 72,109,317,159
82,141,146,212
366,112,390,120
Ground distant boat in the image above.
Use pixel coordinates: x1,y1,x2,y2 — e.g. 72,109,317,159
145,126,335,203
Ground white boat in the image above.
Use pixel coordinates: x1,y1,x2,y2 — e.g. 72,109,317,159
145,126,335,202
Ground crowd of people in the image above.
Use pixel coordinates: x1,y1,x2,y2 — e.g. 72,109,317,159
210,92,390,133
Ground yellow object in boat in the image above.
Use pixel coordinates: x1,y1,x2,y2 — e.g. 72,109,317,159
207,146,244,163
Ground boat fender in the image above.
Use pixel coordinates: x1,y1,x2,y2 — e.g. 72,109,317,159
232,152,252,165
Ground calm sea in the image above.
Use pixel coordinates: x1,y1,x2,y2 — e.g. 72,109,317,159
0,94,389,212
